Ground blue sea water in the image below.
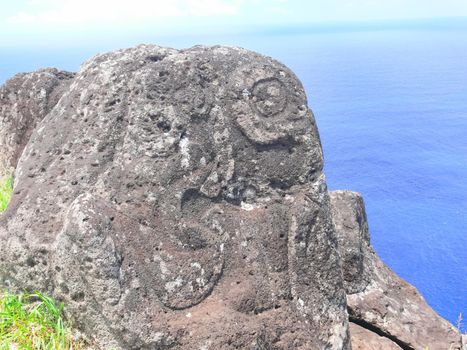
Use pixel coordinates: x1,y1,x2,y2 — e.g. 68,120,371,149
269,29,467,330
1,22,466,330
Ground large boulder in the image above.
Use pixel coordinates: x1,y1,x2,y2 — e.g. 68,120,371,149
0,68,74,178
0,45,350,349
1,44,462,350
330,190,463,350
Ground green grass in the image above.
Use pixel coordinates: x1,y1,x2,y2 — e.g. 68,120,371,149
0,176,13,213
0,291,85,350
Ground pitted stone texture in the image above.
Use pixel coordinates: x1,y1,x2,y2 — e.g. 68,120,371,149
330,190,462,350
0,68,75,178
329,190,370,294
0,45,349,349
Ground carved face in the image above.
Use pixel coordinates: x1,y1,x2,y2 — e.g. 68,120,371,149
108,48,330,313
229,62,324,187
5,46,347,348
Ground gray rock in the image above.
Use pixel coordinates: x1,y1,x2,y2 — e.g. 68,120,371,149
2,44,462,350
0,45,350,349
0,68,74,178
330,190,462,350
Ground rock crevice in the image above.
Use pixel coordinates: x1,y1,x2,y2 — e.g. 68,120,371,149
348,319,409,350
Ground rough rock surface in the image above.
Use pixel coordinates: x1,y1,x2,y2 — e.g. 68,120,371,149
0,44,463,350
0,45,349,349
330,190,463,350
0,68,74,178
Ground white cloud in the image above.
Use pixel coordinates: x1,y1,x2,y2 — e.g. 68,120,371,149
7,0,243,26
6,0,467,35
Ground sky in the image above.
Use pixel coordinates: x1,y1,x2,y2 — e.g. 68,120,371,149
1,0,467,48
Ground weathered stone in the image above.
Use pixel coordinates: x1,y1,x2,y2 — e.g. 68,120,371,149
0,68,75,178
0,45,349,349
330,190,463,350
2,44,463,350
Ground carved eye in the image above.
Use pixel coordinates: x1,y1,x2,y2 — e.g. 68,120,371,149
251,78,287,117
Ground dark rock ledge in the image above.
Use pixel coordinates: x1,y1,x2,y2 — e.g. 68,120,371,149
330,191,462,350
0,44,463,349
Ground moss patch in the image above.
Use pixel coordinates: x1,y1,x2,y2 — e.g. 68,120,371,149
0,176,13,213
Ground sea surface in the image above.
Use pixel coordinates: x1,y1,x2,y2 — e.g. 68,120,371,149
1,21,466,330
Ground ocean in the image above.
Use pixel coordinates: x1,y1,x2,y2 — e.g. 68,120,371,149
270,28,467,330
1,21,466,330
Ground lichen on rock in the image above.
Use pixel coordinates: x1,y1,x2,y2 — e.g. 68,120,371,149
0,44,462,350
0,45,349,349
